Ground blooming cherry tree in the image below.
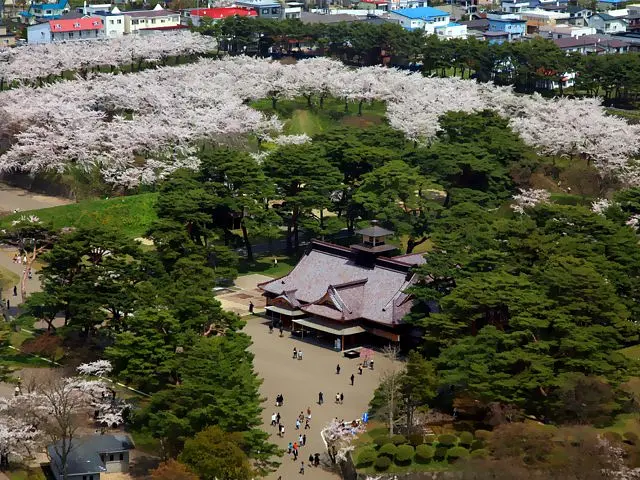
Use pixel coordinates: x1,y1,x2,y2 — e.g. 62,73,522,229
511,188,551,214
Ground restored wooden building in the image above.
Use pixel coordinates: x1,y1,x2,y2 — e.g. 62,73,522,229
259,223,425,350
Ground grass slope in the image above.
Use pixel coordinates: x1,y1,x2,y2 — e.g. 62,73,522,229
0,193,158,239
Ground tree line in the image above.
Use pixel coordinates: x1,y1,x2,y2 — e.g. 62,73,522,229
200,16,640,104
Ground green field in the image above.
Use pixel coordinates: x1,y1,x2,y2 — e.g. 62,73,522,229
0,193,158,239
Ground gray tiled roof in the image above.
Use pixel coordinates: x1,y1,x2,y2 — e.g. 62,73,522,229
355,225,395,237
260,240,419,325
48,434,133,477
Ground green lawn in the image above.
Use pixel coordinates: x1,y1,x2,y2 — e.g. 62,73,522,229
619,344,640,360
0,193,158,239
0,347,52,368
238,253,300,278
5,467,46,480
0,264,19,292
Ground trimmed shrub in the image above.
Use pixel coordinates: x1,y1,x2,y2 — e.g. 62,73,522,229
424,433,438,444
447,446,470,462
395,444,415,465
373,435,389,448
415,444,435,463
603,431,623,444
470,440,484,451
391,434,407,446
379,443,397,458
624,432,639,445
437,434,457,447
470,448,489,459
474,430,492,441
458,431,474,447
356,448,377,467
408,433,424,446
434,446,448,460
374,455,391,471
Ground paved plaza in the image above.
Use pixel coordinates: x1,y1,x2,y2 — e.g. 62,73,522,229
244,318,395,480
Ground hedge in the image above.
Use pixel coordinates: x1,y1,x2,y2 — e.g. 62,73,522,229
357,448,377,467
424,433,438,444
435,446,448,460
408,433,424,446
374,455,392,471
415,444,435,463
447,446,470,462
373,435,390,448
470,448,488,459
624,432,639,445
470,440,484,451
458,431,474,446
437,434,458,447
474,430,492,441
379,443,398,458
395,444,415,465
391,434,407,446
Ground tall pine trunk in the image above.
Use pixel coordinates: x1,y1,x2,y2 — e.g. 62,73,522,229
241,222,254,262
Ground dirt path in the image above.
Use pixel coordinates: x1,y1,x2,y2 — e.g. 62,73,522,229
0,182,71,214
245,318,396,480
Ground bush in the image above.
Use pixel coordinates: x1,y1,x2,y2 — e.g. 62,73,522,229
356,448,377,467
424,433,437,444
458,431,474,446
470,448,488,459
374,455,391,471
437,434,457,447
470,440,484,451
391,434,407,445
474,429,492,441
395,444,415,465
373,435,389,448
624,432,639,445
408,433,424,446
434,446,448,460
415,444,435,463
447,446,470,462
378,443,397,458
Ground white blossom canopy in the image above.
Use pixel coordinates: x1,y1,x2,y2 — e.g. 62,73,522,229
0,55,638,186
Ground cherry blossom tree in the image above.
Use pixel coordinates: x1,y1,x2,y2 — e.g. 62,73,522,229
511,188,551,214
321,418,366,464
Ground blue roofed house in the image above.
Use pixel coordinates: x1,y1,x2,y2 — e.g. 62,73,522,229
48,434,134,480
588,12,627,33
20,0,70,24
388,7,467,38
486,12,527,40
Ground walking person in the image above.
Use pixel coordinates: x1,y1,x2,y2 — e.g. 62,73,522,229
280,424,285,437
298,349,303,360
306,406,311,418
271,413,277,426
6,299,9,310
269,323,273,334
340,392,344,404
288,442,293,455
279,326,284,337
314,453,320,466
299,434,303,445
308,453,314,466
358,365,363,375
276,412,281,425
350,374,355,386
305,418,310,430
336,364,341,375
293,347,297,359
13,285,17,296
335,393,340,404
296,419,301,430
318,391,323,405
249,301,254,314
302,434,306,446
299,461,305,475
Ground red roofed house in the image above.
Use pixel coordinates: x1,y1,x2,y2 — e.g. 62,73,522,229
27,16,104,44
181,7,257,26
258,222,426,351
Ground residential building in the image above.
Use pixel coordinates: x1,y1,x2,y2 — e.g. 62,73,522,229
519,9,570,33
123,4,182,34
565,5,593,26
552,34,630,53
500,0,530,14
389,6,467,37
487,12,526,40
20,0,70,25
27,16,103,44
95,7,125,38
597,0,626,10
181,7,257,26
461,17,489,31
235,0,302,19
538,24,596,38
48,434,134,480
74,2,110,15
588,12,627,34
483,30,510,43
628,13,640,32
259,223,425,350
0,23,16,46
